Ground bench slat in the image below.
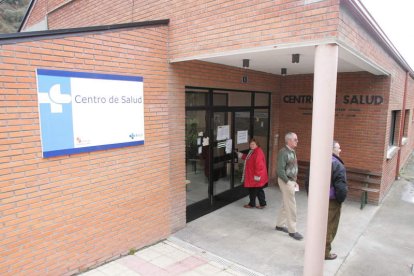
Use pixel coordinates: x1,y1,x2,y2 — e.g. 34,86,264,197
347,176,381,185
361,187,380,192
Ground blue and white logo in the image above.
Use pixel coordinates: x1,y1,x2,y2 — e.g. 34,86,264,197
38,84,72,113
37,70,75,157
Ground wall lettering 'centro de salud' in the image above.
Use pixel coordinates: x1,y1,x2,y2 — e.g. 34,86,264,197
282,95,384,105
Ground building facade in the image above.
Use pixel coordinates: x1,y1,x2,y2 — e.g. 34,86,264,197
1,0,413,274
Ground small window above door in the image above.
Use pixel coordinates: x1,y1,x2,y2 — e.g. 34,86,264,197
186,91,208,107
214,90,251,107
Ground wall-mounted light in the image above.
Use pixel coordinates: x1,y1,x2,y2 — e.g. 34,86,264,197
243,59,250,69
242,59,250,83
281,68,287,76
292,54,300,63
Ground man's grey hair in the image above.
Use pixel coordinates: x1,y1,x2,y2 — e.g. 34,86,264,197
333,140,339,149
285,132,296,143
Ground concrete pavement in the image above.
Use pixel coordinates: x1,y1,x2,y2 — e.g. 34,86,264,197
336,155,414,276
81,154,414,275
173,185,378,276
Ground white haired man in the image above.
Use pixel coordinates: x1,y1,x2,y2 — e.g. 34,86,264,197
275,132,303,240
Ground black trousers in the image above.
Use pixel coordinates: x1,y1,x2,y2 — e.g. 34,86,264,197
247,186,266,207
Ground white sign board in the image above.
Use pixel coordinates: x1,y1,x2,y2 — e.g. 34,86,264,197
237,130,249,144
217,125,230,140
36,69,145,158
225,139,233,154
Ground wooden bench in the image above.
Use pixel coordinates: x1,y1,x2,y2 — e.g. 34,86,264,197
346,168,381,209
296,160,381,209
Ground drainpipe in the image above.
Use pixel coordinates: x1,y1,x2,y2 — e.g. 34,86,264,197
395,71,409,179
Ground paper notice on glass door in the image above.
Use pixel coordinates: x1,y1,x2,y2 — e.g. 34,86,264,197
202,137,209,146
217,125,230,140
225,139,232,154
237,130,248,144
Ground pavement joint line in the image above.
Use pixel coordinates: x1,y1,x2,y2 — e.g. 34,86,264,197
167,236,265,276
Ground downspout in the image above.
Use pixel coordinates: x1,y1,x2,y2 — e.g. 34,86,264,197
395,71,409,179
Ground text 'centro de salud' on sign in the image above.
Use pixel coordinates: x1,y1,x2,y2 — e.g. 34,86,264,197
74,95,143,104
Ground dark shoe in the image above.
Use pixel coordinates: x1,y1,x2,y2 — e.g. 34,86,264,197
325,253,337,260
243,204,254,208
275,226,289,233
289,232,303,240
256,205,266,209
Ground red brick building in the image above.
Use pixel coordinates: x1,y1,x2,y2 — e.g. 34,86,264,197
1,0,413,274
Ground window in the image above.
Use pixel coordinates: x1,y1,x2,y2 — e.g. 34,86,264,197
400,109,410,146
403,109,410,137
213,93,228,106
186,91,207,107
389,110,401,146
214,90,250,106
412,108,414,124
387,110,401,159
255,93,270,106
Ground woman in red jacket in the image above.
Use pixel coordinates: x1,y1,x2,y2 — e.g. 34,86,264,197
238,138,269,209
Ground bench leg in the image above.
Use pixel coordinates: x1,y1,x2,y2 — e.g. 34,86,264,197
360,191,368,210
360,192,364,209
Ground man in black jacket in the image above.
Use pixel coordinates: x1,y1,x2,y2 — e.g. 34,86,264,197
304,140,348,260
325,140,348,260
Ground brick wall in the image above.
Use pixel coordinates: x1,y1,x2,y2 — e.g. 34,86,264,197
278,72,391,203
339,2,414,202
381,70,414,199
25,0,341,60
338,3,397,75
0,25,175,275
48,0,134,29
165,0,340,60
401,77,414,165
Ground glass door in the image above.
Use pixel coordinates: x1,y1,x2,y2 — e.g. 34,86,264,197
185,110,209,206
254,109,270,164
211,110,252,194
233,111,251,187
212,111,233,196
185,87,270,222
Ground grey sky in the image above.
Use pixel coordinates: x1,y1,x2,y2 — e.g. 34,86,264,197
360,0,414,70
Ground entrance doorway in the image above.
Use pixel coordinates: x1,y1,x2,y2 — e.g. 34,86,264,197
185,87,270,221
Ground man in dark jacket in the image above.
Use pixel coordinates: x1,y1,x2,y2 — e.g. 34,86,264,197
304,140,348,260
325,140,348,260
